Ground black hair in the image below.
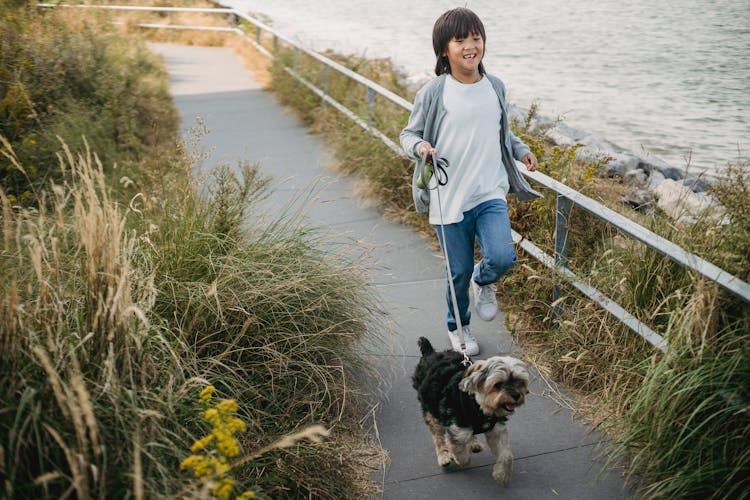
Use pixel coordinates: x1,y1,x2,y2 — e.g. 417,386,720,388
432,7,487,76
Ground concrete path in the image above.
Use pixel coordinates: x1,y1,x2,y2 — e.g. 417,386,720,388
150,43,630,499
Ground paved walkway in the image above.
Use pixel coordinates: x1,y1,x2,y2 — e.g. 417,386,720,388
150,43,630,499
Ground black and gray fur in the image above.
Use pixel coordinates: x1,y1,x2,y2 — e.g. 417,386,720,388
412,337,530,485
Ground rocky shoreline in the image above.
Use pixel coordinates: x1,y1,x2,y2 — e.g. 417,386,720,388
508,104,724,224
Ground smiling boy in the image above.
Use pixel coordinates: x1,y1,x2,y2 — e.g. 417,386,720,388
400,7,541,355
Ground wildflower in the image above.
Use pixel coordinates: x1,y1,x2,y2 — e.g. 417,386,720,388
215,398,238,413
200,385,215,404
226,416,247,433
190,434,215,452
215,433,240,458
182,386,253,496
204,407,219,423
212,478,235,499
180,455,215,478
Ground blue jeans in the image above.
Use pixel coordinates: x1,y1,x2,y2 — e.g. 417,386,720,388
434,198,517,332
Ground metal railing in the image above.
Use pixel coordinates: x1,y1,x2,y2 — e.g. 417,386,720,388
38,3,750,353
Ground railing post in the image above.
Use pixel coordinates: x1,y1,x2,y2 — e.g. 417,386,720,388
292,47,299,89
321,65,329,96
553,194,572,321
367,87,376,124
256,25,261,45
273,34,278,53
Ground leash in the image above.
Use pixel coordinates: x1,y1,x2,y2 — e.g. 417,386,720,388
423,149,472,366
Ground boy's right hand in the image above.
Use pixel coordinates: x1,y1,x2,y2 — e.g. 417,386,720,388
418,142,435,159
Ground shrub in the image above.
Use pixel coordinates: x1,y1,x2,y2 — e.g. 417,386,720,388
0,3,178,203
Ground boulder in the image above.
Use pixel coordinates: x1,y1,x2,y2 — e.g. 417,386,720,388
637,159,684,180
599,152,641,177
683,176,712,193
647,171,667,191
652,179,723,223
624,168,648,187
622,187,655,211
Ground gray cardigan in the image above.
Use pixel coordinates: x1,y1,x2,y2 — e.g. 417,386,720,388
400,73,542,213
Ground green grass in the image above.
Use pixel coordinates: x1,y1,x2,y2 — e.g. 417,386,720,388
0,1,179,204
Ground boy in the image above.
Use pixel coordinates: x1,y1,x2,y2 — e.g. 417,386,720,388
400,7,541,355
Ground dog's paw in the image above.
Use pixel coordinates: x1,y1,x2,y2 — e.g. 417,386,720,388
492,457,513,486
469,436,482,453
453,451,472,467
437,450,452,467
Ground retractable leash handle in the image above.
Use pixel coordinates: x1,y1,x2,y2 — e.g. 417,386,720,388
431,149,471,366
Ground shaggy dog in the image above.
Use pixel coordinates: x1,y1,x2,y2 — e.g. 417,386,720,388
412,337,529,486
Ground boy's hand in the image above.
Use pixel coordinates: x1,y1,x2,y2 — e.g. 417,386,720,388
418,142,435,159
522,152,539,171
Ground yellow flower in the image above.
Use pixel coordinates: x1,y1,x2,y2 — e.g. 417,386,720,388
204,408,219,423
215,432,240,458
199,385,215,404
215,399,238,414
213,459,230,476
180,455,215,478
190,434,215,452
199,457,223,477
212,478,235,499
226,416,247,433
179,455,201,471
238,491,257,499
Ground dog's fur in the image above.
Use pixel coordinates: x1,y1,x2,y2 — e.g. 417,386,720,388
412,337,529,485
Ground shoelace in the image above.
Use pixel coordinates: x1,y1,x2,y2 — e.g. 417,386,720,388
477,283,496,301
461,327,477,342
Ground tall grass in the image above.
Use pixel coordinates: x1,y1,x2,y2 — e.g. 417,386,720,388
619,342,749,499
0,138,386,498
1,4,387,496
0,1,179,204
262,42,750,497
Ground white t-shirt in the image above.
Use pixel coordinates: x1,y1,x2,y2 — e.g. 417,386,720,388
429,75,509,225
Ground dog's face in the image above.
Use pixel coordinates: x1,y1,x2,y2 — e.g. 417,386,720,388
458,356,529,417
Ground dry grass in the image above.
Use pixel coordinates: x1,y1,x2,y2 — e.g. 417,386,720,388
0,134,388,497
2,4,389,496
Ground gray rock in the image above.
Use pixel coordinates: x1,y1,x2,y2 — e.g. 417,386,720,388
623,187,654,211
624,168,648,187
547,128,577,148
638,160,684,180
594,152,640,178
683,176,711,193
647,171,667,191
653,179,724,223
600,159,628,177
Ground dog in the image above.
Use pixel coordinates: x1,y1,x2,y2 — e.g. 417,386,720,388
411,337,529,486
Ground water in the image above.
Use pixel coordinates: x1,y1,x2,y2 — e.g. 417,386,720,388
222,0,749,178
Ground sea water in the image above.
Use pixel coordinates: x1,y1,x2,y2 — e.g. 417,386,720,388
222,0,749,178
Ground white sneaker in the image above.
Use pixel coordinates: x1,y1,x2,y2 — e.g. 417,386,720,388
471,279,498,321
448,326,479,356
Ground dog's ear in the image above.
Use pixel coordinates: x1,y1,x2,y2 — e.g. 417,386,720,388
459,360,487,394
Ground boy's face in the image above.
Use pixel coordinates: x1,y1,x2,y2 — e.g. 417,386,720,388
443,31,484,81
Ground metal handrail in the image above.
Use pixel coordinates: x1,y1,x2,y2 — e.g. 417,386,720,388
38,3,750,352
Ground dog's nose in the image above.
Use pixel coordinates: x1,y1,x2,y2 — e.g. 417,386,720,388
509,390,521,401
